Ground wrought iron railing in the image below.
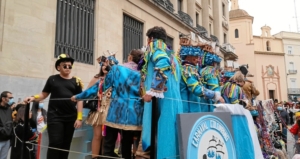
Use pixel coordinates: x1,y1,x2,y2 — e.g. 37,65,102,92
288,88,300,94
288,70,297,74
178,11,193,26
210,35,219,43
153,0,174,13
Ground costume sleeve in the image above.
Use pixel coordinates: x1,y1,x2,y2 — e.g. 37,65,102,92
289,124,298,135
182,70,215,99
75,81,99,100
146,49,170,98
42,76,52,93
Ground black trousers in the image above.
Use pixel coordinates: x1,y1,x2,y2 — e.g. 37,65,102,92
102,126,134,159
47,121,75,159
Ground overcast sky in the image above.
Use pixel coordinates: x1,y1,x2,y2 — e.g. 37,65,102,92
229,0,300,35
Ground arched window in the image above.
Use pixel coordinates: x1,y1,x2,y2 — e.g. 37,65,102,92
234,29,239,38
266,41,271,51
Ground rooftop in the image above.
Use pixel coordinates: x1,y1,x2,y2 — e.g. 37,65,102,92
229,9,253,21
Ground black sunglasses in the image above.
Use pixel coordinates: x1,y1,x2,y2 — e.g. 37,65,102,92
6,97,13,99
63,65,72,69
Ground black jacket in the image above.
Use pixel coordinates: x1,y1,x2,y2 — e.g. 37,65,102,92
0,104,13,141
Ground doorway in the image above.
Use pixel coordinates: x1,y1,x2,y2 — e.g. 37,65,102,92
269,90,275,100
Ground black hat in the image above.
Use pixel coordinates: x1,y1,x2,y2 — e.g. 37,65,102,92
55,54,75,71
239,64,249,76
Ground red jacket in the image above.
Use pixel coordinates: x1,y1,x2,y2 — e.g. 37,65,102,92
290,124,299,135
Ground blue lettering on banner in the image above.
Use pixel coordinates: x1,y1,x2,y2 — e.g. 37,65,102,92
187,115,236,159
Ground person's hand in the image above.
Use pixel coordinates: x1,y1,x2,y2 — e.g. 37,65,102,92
24,96,35,103
74,120,82,129
218,97,225,103
143,94,152,102
71,96,77,102
10,103,17,110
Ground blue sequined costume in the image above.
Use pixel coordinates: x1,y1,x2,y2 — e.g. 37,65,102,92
179,46,216,113
75,65,143,130
200,52,222,112
140,39,183,159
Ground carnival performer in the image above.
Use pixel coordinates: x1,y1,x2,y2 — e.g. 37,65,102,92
80,56,110,159
24,54,84,159
199,45,222,112
221,71,245,105
179,45,224,113
138,26,183,159
72,50,144,159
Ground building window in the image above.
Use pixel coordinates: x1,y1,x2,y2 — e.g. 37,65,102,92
55,0,95,65
208,0,211,6
266,41,271,51
288,46,293,54
224,33,227,43
178,0,182,11
234,29,239,38
289,62,294,70
290,78,297,88
196,12,199,25
165,36,174,50
209,23,212,35
222,3,225,17
123,14,144,63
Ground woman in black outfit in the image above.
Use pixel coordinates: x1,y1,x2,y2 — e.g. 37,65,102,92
11,104,38,159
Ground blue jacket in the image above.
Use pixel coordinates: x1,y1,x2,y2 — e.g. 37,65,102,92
76,65,143,130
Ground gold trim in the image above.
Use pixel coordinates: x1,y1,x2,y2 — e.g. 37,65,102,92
104,121,142,131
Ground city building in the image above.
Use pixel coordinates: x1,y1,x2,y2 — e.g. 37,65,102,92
0,0,236,158
274,31,300,101
0,0,236,99
229,0,288,101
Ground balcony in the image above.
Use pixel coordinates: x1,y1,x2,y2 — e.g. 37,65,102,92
195,24,208,38
288,70,297,74
222,43,236,53
288,88,300,94
153,0,174,13
222,43,238,61
210,35,219,43
178,11,193,26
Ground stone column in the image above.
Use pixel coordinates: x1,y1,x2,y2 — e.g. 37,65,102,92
202,0,209,35
187,0,196,27
213,0,221,43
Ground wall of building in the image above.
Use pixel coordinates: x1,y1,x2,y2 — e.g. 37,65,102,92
0,0,195,101
253,36,284,53
274,32,300,90
229,18,257,84
253,53,287,101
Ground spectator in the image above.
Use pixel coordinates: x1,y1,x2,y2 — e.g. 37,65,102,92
0,91,13,159
276,102,289,142
30,101,47,133
11,104,38,159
